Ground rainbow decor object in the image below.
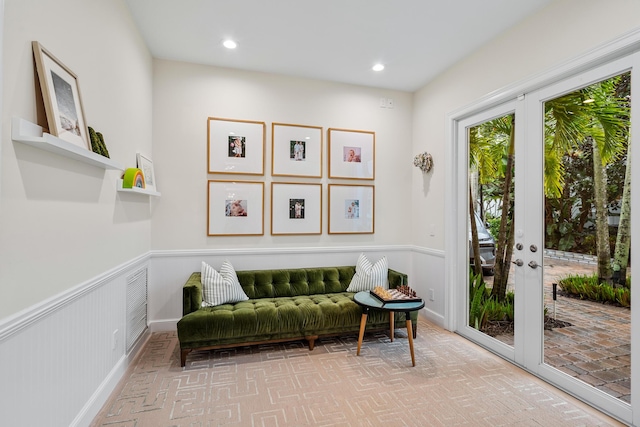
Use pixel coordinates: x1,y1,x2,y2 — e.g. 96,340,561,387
122,168,145,189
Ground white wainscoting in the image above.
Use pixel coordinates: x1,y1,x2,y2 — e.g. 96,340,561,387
0,253,150,427
0,246,446,427
410,247,446,327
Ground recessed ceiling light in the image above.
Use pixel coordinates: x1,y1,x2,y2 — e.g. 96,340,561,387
372,63,385,72
223,40,237,49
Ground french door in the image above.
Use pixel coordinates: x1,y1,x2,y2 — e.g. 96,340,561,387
453,52,640,424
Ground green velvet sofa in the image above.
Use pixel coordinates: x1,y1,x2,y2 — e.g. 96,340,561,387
178,265,418,366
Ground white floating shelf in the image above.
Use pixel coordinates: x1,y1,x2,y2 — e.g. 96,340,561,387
11,117,124,170
116,179,161,197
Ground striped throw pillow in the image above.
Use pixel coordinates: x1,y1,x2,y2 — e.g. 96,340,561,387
346,254,388,292
201,261,249,307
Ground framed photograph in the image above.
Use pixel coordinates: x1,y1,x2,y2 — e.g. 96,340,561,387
328,128,375,180
136,153,156,191
32,41,90,150
208,117,265,175
271,183,322,235
328,184,374,234
272,123,323,178
208,180,264,236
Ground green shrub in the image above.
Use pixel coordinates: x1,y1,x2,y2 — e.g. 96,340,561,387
558,274,630,308
469,272,488,329
468,273,515,328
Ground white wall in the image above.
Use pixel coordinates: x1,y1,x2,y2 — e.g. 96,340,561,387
150,59,414,250
0,0,153,318
0,1,153,425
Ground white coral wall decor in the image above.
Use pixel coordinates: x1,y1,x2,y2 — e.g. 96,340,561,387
413,152,433,173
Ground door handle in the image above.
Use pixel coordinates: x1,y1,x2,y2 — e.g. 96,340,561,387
512,259,524,267
528,260,539,269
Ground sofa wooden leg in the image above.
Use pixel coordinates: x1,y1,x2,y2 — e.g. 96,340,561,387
413,322,417,339
306,336,318,350
181,349,191,367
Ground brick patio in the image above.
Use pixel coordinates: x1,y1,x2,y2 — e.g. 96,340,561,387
489,257,631,403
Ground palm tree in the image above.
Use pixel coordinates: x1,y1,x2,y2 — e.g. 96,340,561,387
613,143,631,285
469,74,628,300
469,115,514,301
544,76,628,282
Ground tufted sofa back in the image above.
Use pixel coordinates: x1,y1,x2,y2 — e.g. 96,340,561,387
183,266,408,316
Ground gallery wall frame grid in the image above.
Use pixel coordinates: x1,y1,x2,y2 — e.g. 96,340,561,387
32,41,91,151
207,180,265,236
208,117,266,175
328,128,375,180
328,184,374,234
271,182,322,235
271,123,323,178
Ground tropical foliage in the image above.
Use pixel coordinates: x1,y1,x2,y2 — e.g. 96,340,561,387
544,73,630,282
559,274,631,307
469,272,514,330
468,71,631,315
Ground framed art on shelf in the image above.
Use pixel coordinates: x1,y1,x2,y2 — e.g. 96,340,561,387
136,153,156,191
271,123,323,178
328,184,374,234
208,117,265,175
328,128,375,180
207,180,264,236
32,41,90,150
271,182,322,235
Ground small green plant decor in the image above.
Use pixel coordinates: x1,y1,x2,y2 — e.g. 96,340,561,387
88,127,110,158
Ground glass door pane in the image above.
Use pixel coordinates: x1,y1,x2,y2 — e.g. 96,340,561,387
542,72,631,404
468,114,515,348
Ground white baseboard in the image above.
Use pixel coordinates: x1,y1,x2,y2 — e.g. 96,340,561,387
72,330,151,427
420,307,445,328
149,318,179,332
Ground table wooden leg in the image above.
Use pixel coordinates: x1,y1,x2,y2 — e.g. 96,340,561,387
389,311,394,342
357,309,368,356
406,313,416,366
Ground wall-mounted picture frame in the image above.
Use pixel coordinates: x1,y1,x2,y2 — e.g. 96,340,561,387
328,184,374,234
272,123,323,178
208,180,264,236
208,117,265,175
136,153,156,192
328,128,375,180
32,41,90,150
271,182,322,235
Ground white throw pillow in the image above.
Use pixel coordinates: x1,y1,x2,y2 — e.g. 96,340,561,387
201,261,249,307
346,254,388,292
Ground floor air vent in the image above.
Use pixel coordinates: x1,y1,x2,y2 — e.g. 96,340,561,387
126,268,148,351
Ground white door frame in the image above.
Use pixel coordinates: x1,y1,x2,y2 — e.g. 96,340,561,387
445,29,640,425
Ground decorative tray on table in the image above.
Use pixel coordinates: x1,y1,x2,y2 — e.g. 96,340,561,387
370,286,423,303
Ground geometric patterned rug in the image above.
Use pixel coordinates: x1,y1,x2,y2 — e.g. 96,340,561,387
91,318,623,426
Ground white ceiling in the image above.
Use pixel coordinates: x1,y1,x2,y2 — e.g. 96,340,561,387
124,0,554,92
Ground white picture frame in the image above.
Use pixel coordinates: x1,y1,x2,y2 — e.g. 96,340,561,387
271,123,323,178
328,184,374,234
208,117,265,175
328,128,375,180
271,182,322,235
207,180,264,236
136,153,156,191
